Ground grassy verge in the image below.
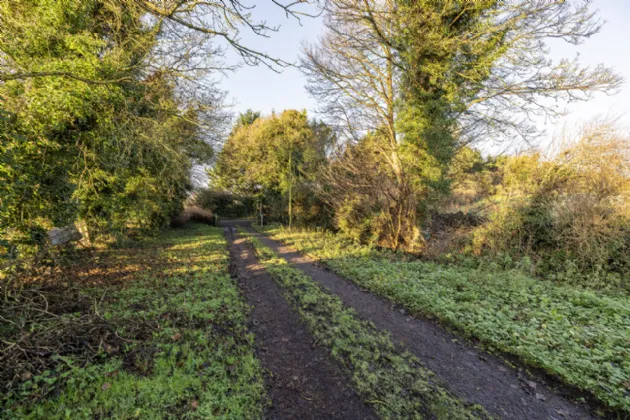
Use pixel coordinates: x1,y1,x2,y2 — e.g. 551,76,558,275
2,224,265,419
257,224,630,414
239,228,487,420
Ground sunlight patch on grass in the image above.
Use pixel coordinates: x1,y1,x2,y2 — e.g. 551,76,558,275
4,224,265,419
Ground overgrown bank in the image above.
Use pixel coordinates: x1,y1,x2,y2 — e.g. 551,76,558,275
258,224,630,414
1,224,265,418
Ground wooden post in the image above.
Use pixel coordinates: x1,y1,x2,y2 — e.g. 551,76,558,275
288,152,293,228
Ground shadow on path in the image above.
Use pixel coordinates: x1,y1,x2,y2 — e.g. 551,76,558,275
224,223,377,420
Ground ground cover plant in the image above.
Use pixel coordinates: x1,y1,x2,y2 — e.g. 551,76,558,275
1,224,265,418
239,228,488,420
258,224,630,414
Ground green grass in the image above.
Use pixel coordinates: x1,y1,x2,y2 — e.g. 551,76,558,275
3,224,265,419
258,224,630,414
239,228,488,420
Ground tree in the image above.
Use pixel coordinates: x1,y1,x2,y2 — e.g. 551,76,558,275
301,0,420,249
302,0,622,250
210,110,333,224
0,0,320,256
394,0,622,147
0,0,223,255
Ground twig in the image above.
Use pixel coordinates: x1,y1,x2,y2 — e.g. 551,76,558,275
366,399,389,406
297,390,313,401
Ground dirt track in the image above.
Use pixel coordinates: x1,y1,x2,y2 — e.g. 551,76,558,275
225,224,377,419
224,220,596,419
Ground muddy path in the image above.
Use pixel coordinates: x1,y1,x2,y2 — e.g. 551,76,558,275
233,222,595,420
224,223,377,420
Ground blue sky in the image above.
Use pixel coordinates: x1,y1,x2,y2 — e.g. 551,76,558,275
219,1,323,115
219,0,630,152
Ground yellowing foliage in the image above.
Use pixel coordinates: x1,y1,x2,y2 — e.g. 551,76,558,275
467,120,630,288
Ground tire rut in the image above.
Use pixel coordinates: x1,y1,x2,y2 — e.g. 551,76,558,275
224,224,377,420
240,223,597,420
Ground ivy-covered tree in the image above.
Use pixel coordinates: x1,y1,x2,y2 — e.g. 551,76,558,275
394,0,621,194
301,0,621,250
0,0,221,257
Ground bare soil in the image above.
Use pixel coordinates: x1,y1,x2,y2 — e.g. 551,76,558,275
234,222,597,420
224,224,377,420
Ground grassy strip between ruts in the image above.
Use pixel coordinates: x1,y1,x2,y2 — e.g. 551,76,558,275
257,225,630,415
238,228,488,420
2,224,265,419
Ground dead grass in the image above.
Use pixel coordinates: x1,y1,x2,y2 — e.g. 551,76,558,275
433,119,630,288
170,206,215,228
0,245,162,402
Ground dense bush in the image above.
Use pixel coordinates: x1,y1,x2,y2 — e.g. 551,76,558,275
170,206,215,228
438,121,630,290
193,189,256,219
319,134,422,250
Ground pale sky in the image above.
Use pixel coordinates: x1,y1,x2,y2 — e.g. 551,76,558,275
219,0,630,153
219,1,323,115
